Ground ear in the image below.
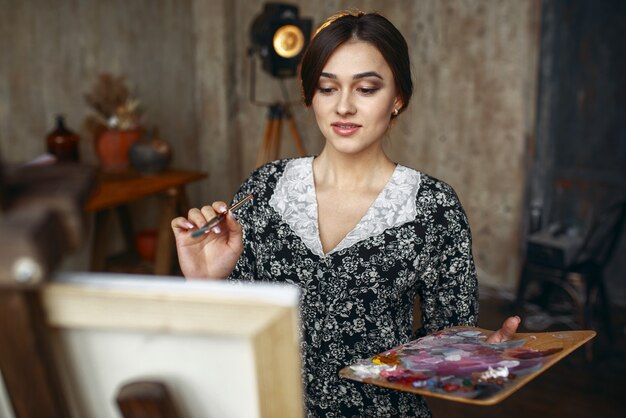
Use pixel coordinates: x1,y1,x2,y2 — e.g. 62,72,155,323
393,96,403,113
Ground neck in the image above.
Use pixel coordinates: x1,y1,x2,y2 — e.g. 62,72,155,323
313,148,395,192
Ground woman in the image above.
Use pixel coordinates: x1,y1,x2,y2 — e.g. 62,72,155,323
172,11,519,418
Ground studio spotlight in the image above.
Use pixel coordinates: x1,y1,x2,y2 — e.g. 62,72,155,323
249,3,312,78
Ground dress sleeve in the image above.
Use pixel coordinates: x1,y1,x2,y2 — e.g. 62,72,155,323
414,182,479,337
227,174,259,283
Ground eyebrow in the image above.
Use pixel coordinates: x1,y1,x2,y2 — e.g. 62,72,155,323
320,71,383,80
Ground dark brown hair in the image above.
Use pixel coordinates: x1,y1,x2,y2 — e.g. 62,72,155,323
299,11,413,118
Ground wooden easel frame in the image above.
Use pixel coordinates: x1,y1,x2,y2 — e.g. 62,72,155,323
0,163,303,418
43,274,304,418
0,163,96,418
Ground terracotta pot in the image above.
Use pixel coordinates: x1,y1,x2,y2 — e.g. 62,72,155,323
95,128,142,171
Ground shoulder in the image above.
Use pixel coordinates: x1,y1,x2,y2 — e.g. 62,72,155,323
394,165,458,197
415,172,464,208
406,171,470,230
246,158,289,181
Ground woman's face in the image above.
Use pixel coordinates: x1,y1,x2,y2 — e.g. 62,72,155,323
312,40,402,157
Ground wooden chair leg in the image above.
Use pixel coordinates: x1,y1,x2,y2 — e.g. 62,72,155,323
579,265,614,361
581,272,596,361
584,268,613,342
596,271,614,342
90,209,113,271
154,188,179,276
116,205,137,257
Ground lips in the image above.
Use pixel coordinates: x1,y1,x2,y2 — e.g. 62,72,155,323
331,122,361,136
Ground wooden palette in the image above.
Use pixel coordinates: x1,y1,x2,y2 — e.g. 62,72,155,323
339,327,595,405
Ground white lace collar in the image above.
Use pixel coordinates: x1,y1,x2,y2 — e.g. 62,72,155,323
269,157,421,257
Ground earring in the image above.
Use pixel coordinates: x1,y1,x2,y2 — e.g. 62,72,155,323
393,108,399,116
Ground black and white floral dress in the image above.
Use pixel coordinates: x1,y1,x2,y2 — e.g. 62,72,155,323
228,157,479,417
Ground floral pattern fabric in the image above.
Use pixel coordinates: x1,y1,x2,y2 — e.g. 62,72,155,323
228,157,479,417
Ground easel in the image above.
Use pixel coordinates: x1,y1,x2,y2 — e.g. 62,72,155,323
0,162,182,418
255,103,307,168
0,163,94,418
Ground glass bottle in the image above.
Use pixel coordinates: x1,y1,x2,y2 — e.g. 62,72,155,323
46,115,80,162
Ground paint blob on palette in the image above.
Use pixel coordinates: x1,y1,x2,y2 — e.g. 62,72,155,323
339,327,595,405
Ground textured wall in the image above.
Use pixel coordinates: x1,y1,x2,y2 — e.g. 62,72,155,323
532,0,626,305
385,0,542,288
0,0,541,289
0,0,205,199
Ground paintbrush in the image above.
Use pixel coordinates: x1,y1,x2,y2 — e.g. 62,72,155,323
191,193,253,238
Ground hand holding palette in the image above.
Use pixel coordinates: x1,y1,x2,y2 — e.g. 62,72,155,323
339,327,595,405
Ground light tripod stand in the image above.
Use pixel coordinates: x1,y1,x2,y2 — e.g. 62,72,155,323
256,103,306,167
248,41,308,167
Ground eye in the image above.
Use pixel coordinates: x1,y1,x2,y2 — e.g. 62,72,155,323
357,87,379,95
317,87,335,95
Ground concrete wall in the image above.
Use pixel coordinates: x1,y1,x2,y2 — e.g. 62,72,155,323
531,0,626,306
0,0,541,289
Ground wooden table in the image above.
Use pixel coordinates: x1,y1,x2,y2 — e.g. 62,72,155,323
86,169,207,275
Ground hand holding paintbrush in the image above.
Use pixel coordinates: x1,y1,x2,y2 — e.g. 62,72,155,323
191,194,253,237
171,193,253,279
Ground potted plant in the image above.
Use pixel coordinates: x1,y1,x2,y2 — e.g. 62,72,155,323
84,74,143,172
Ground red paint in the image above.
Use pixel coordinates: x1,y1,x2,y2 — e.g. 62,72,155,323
442,383,461,392
510,347,562,359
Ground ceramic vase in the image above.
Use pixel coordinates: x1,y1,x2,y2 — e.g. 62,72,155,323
129,130,172,175
95,128,142,171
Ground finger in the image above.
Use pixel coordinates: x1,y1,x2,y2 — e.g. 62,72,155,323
211,201,229,215
486,316,521,343
197,202,229,234
501,315,521,338
171,216,196,231
223,211,243,234
188,207,212,226
198,203,226,222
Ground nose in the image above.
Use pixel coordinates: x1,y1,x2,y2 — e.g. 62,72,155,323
336,91,356,116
